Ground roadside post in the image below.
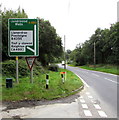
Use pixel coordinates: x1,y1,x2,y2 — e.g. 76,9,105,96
16,56,19,83
26,57,36,83
30,67,33,83
46,74,49,89
60,72,66,83
8,18,39,83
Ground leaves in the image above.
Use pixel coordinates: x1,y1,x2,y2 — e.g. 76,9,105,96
38,18,63,66
70,22,119,65
2,8,28,60
2,8,63,66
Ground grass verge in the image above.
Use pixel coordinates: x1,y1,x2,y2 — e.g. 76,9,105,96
79,64,119,75
2,68,83,101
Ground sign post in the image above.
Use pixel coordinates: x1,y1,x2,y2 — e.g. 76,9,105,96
30,67,33,83
16,56,19,83
26,57,36,83
8,19,39,82
60,72,66,83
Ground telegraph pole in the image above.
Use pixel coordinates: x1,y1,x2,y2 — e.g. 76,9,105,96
94,42,96,69
64,35,66,69
117,1,119,22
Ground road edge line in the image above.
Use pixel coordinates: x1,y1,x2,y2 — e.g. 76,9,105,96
75,73,90,88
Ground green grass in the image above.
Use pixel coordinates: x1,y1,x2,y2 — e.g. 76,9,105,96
79,64,119,75
68,64,76,67
2,68,83,101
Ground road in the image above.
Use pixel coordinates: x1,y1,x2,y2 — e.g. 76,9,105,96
59,64,118,118
2,64,118,118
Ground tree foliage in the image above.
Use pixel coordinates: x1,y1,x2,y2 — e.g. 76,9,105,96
2,8,63,66
38,18,63,66
70,22,119,65
2,7,28,60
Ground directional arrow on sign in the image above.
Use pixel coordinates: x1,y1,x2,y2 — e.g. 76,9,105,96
27,25,37,56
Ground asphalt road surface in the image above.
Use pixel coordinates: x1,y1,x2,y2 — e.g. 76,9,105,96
59,64,118,118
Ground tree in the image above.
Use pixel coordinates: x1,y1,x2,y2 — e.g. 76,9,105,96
69,23,119,66
2,8,63,65
38,18,63,66
70,44,85,66
2,7,28,60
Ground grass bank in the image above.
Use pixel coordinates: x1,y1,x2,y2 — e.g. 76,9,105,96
2,60,83,101
79,64,119,75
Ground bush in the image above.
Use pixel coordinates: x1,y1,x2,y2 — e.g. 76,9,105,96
2,60,16,77
2,59,46,78
18,59,29,77
2,59,29,78
34,60,45,75
48,64,59,72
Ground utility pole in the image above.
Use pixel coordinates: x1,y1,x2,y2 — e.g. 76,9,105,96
64,35,66,69
94,42,96,69
117,1,119,22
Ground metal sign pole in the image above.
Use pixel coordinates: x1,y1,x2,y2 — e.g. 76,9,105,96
30,66,33,83
16,56,19,83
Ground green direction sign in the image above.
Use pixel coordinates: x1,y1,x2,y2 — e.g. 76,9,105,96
8,18,39,56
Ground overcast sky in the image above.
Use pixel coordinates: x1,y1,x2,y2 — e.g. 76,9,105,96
1,0,118,50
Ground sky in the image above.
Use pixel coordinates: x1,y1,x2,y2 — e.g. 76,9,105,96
1,0,118,50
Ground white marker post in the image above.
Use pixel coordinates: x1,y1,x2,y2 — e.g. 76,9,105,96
61,74,64,83
46,74,49,89
60,72,66,84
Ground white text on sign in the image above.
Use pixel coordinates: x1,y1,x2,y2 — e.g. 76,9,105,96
10,30,33,52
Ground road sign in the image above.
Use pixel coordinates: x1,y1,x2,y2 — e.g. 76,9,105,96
26,57,36,71
60,72,66,74
8,18,39,56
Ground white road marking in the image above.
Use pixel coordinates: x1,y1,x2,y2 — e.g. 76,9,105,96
83,110,92,116
92,73,99,77
79,92,108,118
93,70,118,77
82,104,88,109
104,78,119,84
75,74,89,88
80,96,83,98
80,99,85,103
93,104,101,109
86,92,90,95
88,95,93,99
98,111,107,117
